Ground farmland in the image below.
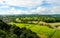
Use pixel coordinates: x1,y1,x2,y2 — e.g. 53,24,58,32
9,22,60,38
0,14,60,38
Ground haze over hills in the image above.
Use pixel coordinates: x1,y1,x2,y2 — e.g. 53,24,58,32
0,13,60,16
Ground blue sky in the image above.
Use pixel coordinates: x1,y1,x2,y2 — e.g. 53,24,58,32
0,0,60,15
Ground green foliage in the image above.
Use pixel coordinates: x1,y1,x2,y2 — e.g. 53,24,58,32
0,15,57,23
0,30,6,38
0,15,60,38
0,20,40,38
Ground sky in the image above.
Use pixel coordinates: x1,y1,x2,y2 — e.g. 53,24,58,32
0,0,60,15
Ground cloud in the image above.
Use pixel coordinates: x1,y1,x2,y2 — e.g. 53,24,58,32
0,5,11,12
31,7,52,14
4,7,51,14
0,0,4,4
3,0,43,8
0,6,60,15
46,0,60,6
7,7,48,14
0,0,60,15
31,6,60,14
7,8,30,14
51,6,60,14
0,5,9,8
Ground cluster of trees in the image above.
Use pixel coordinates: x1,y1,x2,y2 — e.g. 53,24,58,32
15,17,56,23
1,15,60,23
0,20,40,38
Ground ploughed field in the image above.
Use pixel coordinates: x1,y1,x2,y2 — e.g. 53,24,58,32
9,22,60,38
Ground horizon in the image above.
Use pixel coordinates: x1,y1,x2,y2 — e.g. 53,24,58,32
0,13,60,15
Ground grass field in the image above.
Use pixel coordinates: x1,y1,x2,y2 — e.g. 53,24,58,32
51,30,60,38
9,22,60,38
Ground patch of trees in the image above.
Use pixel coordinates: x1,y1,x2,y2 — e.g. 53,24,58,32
14,17,56,23
1,15,60,23
0,20,40,38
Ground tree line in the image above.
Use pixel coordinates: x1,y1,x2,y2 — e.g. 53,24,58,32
1,15,60,23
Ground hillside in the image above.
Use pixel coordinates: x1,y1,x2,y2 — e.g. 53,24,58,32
0,20,39,38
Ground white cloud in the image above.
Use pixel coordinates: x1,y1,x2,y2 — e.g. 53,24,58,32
8,8,24,14
31,6,60,14
0,0,4,4
0,0,60,14
46,0,60,6
0,5,9,8
0,6,60,15
1,0,43,8
0,7,46,14
31,7,50,14
7,8,30,14
51,6,60,14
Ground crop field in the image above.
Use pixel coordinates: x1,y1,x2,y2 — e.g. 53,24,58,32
9,22,60,38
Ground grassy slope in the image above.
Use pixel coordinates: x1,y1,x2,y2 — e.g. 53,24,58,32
9,22,60,38
10,23,55,38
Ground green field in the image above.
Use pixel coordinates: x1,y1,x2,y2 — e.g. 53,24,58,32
51,30,60,38
9,22,60,38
